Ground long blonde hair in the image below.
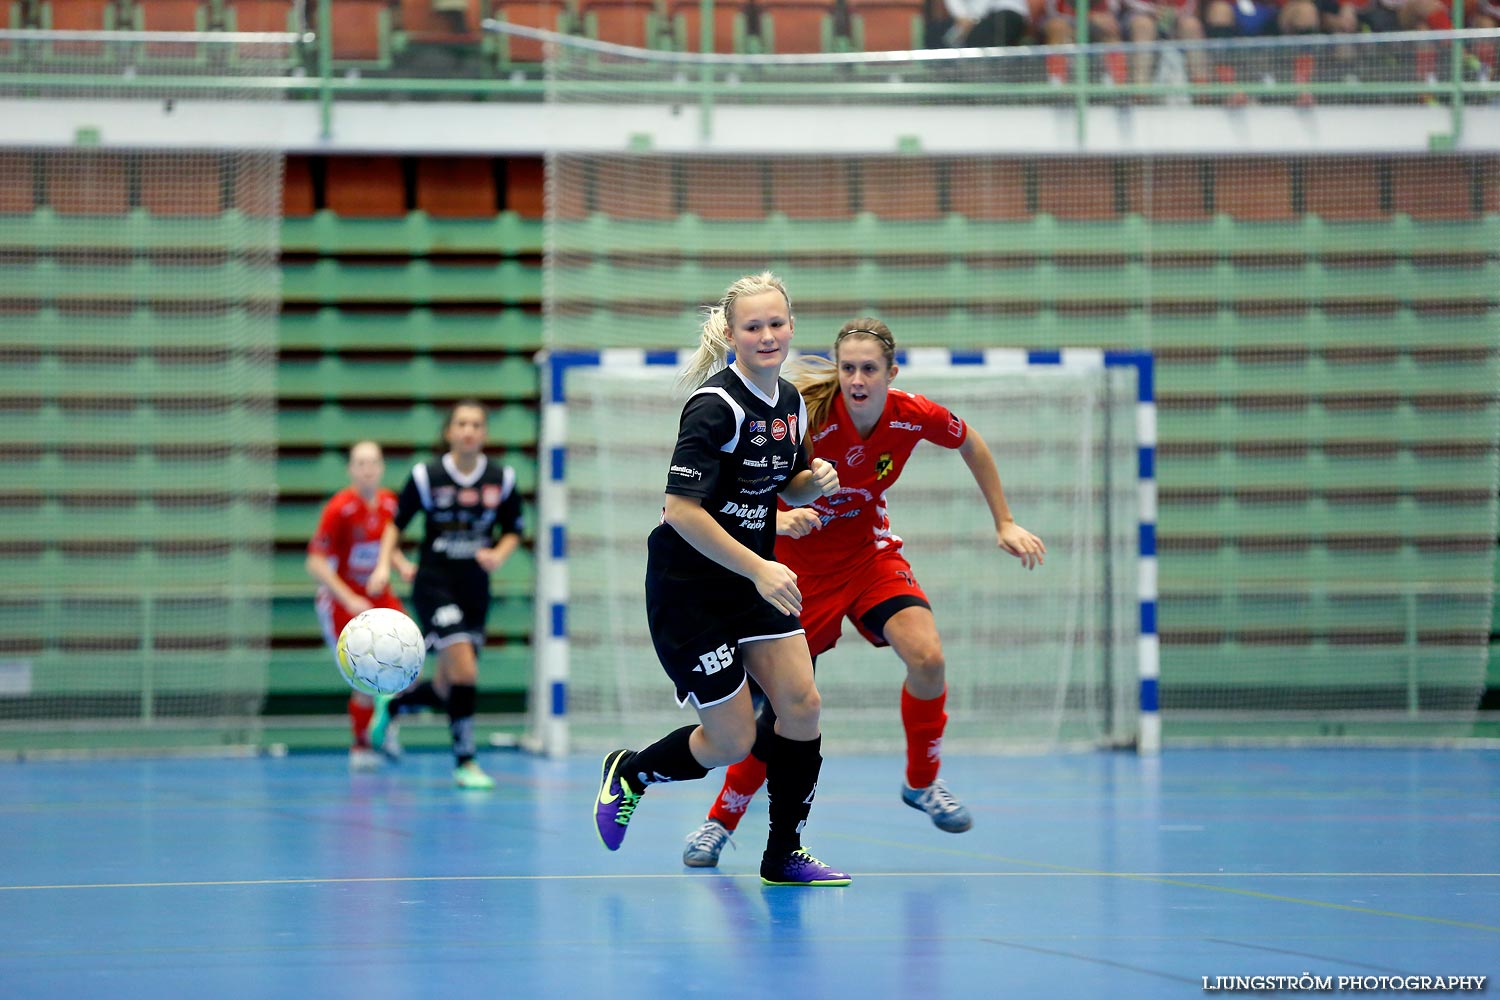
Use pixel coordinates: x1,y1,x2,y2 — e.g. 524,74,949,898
674,271,793,397
789,317,897,434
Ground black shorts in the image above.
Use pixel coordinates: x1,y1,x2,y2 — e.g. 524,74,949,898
410,572,490,652
645,530,805,710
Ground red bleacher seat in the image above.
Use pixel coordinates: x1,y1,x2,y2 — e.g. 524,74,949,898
223,0,298,31
0,153,36,214
1217,159,1295,221
581,0,658,47
46,153,129,215
1304,157,1386,220
593,158,676,219
328,0,391,63
755,0,835,52
844,0,921,51
504,156,548,218
140,154,225,217
1037,160,1116,219
861,159,940,220
417,157,497,218
280,155,317,217
134,1,210,59
949,160,1029,220
683,161,766,219
399,0,483,41
489,0,571,63
771,160,854,218
325,156,407,218
40,0,117,56
669,0,749,52
1391,159,1474,220
1125,160,1210,221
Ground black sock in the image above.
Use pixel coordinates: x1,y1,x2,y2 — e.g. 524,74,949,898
390,680,444,717
620,725,708,794
447,684,477,766
763,731,823,858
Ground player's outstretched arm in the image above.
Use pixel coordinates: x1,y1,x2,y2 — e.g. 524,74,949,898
959,427,1046,570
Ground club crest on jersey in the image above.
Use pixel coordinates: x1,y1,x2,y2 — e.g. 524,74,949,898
788,414,799,441
457,488,480,506
771,419,787,441
482,484,502,508
844,445,867,468
875,453,894,479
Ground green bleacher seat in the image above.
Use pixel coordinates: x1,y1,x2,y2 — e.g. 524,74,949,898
272,546,535,596
275,498,539,545
0,207,278,253
279,259,543,305
1155,355,1500,397
269,644,533,695
275,451,538,495
5,307,262,351
1156,400,1496,446
278,307,543,353
274,402,536,449
280,210,544,256
276,356,538,401
0,258,269,305
271,593,533,640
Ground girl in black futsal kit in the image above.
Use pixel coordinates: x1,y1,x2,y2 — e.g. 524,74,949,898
367,400,524,790
591,272,851,886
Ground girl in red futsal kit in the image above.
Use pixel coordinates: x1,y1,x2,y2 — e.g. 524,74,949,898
306,441,416,771
682,318,1046,867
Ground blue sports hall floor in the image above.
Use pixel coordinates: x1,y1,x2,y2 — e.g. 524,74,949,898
0,747,1495,999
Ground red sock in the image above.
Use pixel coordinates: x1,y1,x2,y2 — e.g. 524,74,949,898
901,684,948,789
706,753,768,833
348,696,374,749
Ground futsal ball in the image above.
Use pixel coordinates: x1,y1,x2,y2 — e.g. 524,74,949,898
336,608,425,696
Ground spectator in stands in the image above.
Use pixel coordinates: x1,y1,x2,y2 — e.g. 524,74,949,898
936,0,1033,46
1468,0,1498,80
1119,0,1208,85
1041,0,1125,85
306,441,416,772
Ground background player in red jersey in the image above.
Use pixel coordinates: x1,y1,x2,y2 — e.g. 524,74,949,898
682,318,1046,867
306,440,416,771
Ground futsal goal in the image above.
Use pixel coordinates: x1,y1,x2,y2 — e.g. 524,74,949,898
527,349,1154,757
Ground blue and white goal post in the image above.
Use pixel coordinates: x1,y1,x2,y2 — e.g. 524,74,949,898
528,348,1158,758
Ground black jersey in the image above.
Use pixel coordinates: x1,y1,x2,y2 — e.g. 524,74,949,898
395,454,523,586
651,364,811,579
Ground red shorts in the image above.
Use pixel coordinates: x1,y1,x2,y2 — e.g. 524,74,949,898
315,588,407,652
792,546,930,658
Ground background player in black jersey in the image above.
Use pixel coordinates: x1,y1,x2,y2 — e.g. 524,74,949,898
366,400,524,789
592,272,851,886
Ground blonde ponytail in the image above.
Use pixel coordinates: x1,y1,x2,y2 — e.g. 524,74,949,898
674,306,733,398
673,271,793,398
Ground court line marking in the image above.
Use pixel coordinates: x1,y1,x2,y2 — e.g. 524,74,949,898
823,832,1500,933
1,871,1497,892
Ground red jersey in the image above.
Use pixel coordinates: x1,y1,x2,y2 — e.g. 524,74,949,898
307,487,400,596
776,389,967,574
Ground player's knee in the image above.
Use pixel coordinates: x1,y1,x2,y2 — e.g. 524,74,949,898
904,645,946,686
698,718,757,765
775,683,822,730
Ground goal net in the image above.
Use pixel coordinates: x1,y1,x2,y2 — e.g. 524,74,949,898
526,28,1500,746
535,351,1145,755
0,29,293,753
